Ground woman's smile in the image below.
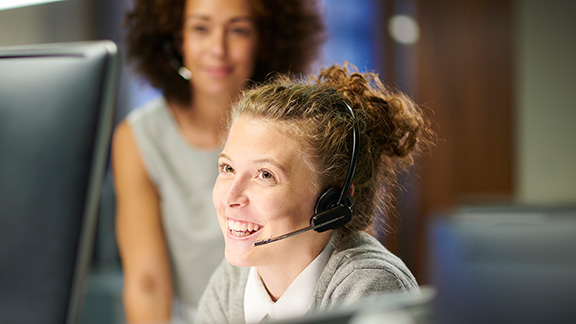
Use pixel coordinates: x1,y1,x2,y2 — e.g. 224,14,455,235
203,65,233,78
227,218,262,238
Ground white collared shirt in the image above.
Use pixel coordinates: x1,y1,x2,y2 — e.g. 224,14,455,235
244,243,334,323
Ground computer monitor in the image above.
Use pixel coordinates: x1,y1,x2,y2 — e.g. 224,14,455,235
430,205,576,324
270,288,434,324
0,40,119,324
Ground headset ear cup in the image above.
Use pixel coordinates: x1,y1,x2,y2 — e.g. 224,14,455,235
313,186,355,232
314,187,342,214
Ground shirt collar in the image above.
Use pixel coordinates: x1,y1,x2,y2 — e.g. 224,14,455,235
244,243,334,323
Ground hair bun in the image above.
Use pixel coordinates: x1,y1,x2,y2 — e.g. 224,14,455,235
314,63,426,163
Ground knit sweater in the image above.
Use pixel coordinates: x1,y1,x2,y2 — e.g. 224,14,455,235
195,231,419,324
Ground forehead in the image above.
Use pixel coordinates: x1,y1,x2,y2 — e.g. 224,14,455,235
185,0,253,19
225,117,310,166
226,117,296,154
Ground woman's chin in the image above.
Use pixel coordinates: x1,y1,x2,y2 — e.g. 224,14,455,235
224,239,257,267
224,251,251,268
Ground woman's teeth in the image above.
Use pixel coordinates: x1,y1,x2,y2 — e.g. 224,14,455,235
228,219,261,237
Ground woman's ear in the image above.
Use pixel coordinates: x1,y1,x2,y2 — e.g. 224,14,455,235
349,184,355,196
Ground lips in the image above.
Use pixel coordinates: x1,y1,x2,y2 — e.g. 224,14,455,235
204,66,232,77
227,218,262,238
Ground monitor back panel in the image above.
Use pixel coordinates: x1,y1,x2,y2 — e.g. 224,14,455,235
0,41,118,324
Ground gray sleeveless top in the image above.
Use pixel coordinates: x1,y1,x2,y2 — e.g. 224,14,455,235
127,97,225,319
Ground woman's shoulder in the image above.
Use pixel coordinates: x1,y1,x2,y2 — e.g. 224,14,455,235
330,231,392,260
126,96,168,124
123,96,175,145
326,232,418,289
313,232,419,310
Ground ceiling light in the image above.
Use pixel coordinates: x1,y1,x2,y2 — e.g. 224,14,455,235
0,0,65,11
388,15,420,45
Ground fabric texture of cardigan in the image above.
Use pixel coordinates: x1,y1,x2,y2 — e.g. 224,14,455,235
195,231,419,324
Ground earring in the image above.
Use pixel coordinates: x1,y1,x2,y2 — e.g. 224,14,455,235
177,66,192,80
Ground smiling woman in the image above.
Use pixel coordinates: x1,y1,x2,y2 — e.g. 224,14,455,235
180,0,258,99
196,63,434,323
214,117,322,271
113,0,325,323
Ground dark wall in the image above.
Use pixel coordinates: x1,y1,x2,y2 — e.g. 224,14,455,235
390,0,515,282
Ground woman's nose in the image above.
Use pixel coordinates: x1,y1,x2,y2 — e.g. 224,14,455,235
209,28,227,57
221,179,248,208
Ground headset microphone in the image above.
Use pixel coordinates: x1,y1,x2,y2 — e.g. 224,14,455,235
253,101,359,246
253,206,352,246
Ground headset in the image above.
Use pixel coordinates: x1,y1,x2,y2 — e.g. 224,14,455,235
310,101,360,232
163,41,192,80
254,101,360,246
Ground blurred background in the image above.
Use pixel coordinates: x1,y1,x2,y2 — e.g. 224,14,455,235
1,0,575,323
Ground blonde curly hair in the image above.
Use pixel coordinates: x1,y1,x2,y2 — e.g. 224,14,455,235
232,63,433,239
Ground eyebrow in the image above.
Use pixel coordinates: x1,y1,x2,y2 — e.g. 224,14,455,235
253,158,289,174
219,153,289,174
185,15,254,24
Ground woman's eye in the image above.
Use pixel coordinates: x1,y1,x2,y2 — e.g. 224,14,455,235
258,169,275,180
230,27,250,36
192,25,208,33
219,163,234,174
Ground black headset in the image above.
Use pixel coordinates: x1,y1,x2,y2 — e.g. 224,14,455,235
310,101,360,233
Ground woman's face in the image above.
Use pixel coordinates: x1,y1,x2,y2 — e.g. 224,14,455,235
213,117,327,268
182,0,258,97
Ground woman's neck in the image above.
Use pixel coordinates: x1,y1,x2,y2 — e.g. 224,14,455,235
167,92,232,149
256,235,330,302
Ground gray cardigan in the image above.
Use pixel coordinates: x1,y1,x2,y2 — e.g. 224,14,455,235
195,231,419,324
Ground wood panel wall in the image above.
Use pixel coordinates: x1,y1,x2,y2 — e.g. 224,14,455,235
383,0,515,283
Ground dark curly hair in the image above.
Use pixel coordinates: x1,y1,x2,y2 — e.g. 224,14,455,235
232,63,434,241
124,0,326,104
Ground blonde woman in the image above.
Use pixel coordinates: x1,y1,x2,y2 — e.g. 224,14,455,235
197,64,433,323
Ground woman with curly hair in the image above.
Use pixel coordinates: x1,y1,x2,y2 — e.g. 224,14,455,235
112,0,325,322
196,63,432,323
